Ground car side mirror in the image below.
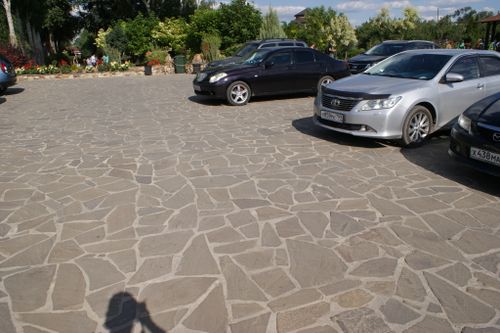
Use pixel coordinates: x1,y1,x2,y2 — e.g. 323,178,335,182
444,72,464,83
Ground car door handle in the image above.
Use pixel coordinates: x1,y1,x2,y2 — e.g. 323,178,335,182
477,83,484,89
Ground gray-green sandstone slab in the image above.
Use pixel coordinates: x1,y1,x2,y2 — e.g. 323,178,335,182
402,315,454,333
380,299,420,324
287,239,347,287
297,326,338,333
332,307,393,333
231,303,265,319
252,268,295,297
20,311,97,333
298,211,329,238
48,239,84,263
453,230,500,254
350,258,397,277
268,289,322,312
230,312,271,333
52,263,86,310
277,302,330,333
183,285,227,333
138,230,193,256
176,234,219,275
424,272,495,324
4,265,56,312
76,256,125,290
220,256,267,301
261,223,281,247
436,263,472,287
396,267,426,301
0,303,16,333
405,250,449,270
129,256,172,284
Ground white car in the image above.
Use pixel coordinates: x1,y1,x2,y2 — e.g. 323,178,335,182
314,49,500,146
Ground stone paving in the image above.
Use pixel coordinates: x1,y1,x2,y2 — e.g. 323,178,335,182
0,75,499,333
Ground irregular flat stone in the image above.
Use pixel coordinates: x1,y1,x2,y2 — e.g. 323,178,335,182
138,210,173,226
467,288,500,310
424,272,495,324
269,188,294,205
358,227,402,246
330,212,365,236
164,184,195,209
52,263,86,310
0,302,16,333
138,230,193,257
397,197,449,213
452,230,500,254
230,312,271,333
380,299,420,324
367,194,412,216
231,303,265,319
0,236,55,268
129,256,172,284
240,222,259,238
230,180,260,199
391,225,464,261
366,281,395,296
261,223,281,247
297,326,338,333
268,289,322,312
422,214,464,240
461,328,500,333
168,204,197,230
472,252,500,274
20,311,97,333
405,250,449,270
176,234,219,275
287,239,347,287
332,307,393,333
207,226,243,243
234,250,274,271
228,210,256,228
47,240,84,263
6,202,51,224
146,308,187,332
76,257,125,291
60,221,102,240
139,277,216,313
402,315,454,333
252,268,295,297
297,212,328,238
233,199,270,209
474,272,500,290
276,217,306,237
191,175,243,188
74,226,106,245
333,289,373,308
256,206,291,221
337,241,379,263
277,302,330,333
220,256,267,301
436,263,471,287
4,265,56,312
183,285,227,333
350,258,397,278
108,249,137,273
319,279,362,296
106,204,136,233
83,239,138,254
86,282,126,318
396,267,426,302
0,234,48,256
214,240,257,254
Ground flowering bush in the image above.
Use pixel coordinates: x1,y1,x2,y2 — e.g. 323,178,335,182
146,59,161,66
16,61,130,75
145,49,169,65
0,44,29,67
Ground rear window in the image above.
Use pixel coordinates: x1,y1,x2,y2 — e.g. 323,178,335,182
479,56,500,77
261,43,277,48
295,50,315,64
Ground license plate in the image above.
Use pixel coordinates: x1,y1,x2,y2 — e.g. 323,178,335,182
321,110,344,123
193,84,201,91
470,147,500,167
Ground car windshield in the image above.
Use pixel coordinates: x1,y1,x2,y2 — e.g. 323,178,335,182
364,53,452,80
243,50,270,65
235,43,258,57
365,43,407,56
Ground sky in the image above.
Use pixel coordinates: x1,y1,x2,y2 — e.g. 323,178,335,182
250,0,499,26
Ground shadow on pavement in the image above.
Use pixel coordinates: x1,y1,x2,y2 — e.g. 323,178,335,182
292,116,387,148
0,97,5,105
188,92,313,107
105,292,165,333
2,87,24,96
188,95,226,106
400,135,500,196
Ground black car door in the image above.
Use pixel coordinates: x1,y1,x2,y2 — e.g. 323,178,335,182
293,49,323,91
254,50,295,94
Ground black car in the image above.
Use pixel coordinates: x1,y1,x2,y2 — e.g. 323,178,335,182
193,47,350,106
348,40,439,74
449,92,500,177
207,39,308,68
0,54,17,94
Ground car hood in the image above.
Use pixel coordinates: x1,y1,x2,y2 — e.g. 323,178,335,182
465,93,500,126
207,56,243,69
348,53,387,64
324,74,429,96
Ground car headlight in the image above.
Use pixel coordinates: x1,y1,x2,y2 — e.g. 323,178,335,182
209,72,228,83
458,114,472,133
359,96,402,111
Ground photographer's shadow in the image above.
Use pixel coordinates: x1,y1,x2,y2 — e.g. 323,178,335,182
105,292,165,333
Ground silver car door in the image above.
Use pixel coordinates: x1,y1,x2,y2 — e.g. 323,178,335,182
437,56,484,128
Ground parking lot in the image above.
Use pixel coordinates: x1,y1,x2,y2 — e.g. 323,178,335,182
1,74,499,333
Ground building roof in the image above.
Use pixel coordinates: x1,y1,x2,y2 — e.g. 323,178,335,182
480,14,500,23
294,9,307,18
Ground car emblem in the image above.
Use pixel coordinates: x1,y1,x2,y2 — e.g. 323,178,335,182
331,98,341,107
493,132,500,142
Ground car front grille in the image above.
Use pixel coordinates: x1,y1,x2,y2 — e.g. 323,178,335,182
321,94,361,111
477,122,500,146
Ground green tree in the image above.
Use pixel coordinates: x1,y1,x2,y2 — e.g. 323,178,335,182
295,6,340,51
217,0,262,50
122,14,159,60
181,0,197,19
259,6,286,39
185,7,219,53
322,14,357,59
152,17,189,53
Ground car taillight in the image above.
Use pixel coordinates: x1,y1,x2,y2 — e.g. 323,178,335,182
1,63,6,73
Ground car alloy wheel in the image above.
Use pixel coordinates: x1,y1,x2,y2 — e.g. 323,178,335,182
401,106,432,147
317,75,334,93
227,81,251,106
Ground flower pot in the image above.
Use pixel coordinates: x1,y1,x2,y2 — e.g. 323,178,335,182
144,65,152,76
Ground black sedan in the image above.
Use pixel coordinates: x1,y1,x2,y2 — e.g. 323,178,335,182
193,47,350,106
449,92,500,177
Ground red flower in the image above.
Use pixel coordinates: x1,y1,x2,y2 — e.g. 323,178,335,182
147,59,161,66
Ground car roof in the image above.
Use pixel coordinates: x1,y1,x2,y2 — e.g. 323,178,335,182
402,49,499,56
382,40,435,44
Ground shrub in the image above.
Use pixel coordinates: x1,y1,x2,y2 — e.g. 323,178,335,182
201,33,221,62
60,65,72,74
145,49,169,65
97,63,110,72
0,44,29,67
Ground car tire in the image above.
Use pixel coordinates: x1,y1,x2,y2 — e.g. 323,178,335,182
400,105,433,147
317,75,334,92
226,81,251,106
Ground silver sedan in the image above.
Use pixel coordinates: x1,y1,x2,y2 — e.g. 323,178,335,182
314,49,500,146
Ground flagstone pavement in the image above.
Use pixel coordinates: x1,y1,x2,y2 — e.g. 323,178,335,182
1,75,500,333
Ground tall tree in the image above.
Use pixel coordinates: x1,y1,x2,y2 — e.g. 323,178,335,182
1,0,17,47
259,6,286,39
217,0,262,49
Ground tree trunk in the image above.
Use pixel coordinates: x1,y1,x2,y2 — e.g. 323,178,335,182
2,0,18,47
